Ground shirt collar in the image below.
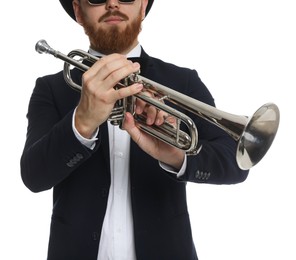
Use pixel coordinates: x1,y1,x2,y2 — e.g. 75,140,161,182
88,43,141,58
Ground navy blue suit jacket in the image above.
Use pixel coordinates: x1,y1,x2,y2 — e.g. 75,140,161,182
21,48,248,260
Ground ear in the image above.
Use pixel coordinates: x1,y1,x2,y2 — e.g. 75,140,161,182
141,0,149,20
72,0,83,25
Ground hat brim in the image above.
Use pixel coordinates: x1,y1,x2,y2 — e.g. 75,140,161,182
59,0,154,21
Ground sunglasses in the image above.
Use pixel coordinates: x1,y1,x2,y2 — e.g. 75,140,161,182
88,0,135,5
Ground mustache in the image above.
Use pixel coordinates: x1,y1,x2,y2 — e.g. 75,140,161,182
99,10,129,22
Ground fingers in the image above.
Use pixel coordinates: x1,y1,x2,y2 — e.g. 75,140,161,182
75,54,143,136
114,83,143,103
123,111,186,171
84,54,140,92
135,93,171,126
146,107,167,125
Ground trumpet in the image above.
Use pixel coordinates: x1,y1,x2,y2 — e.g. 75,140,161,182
35,39,280,170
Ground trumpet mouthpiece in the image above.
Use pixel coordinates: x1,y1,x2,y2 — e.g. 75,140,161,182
35,39,55,55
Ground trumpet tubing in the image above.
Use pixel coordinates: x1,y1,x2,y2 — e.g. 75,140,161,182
35,39,280,170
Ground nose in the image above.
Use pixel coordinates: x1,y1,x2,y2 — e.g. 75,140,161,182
106,0,120,11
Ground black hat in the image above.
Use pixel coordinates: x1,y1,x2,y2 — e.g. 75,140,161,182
59,0,154,21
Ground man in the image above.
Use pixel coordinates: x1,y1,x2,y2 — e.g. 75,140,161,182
21,0,249,259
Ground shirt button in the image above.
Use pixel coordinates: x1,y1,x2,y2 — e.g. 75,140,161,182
101,188,108,197
115,151,123,158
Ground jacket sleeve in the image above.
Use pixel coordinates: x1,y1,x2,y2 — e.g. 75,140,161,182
175,69,249,184
20,75,100,193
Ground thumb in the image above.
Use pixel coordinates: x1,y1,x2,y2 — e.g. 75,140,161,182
123,112,152,155
122,112,138,135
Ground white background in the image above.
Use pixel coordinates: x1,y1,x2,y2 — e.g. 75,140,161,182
1,0,295,259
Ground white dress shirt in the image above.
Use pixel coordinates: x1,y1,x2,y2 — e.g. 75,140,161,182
72,44,186,260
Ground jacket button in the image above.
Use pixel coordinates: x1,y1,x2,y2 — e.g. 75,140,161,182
101,188,108,197
76,153,83,160
92,232,99,241
66,153,84,167
195,170,210,180
66,161,74,167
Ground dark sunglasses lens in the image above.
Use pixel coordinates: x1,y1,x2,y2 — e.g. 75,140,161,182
88,0,106,4
88,0,135,4
88,0,106,5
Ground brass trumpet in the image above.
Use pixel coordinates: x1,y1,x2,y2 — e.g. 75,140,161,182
35,39,280,170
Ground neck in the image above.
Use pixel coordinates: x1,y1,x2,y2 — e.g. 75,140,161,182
119,39,139,55
90,42,141,58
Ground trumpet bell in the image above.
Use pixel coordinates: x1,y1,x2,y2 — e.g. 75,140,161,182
237,103,280,170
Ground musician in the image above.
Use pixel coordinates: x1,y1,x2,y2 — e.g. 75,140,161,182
20,0,249,259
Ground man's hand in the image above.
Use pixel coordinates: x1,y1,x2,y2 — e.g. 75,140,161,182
75,54,143,138
122,108,186,170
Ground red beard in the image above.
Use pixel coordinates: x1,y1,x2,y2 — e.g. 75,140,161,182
81,10,142,54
